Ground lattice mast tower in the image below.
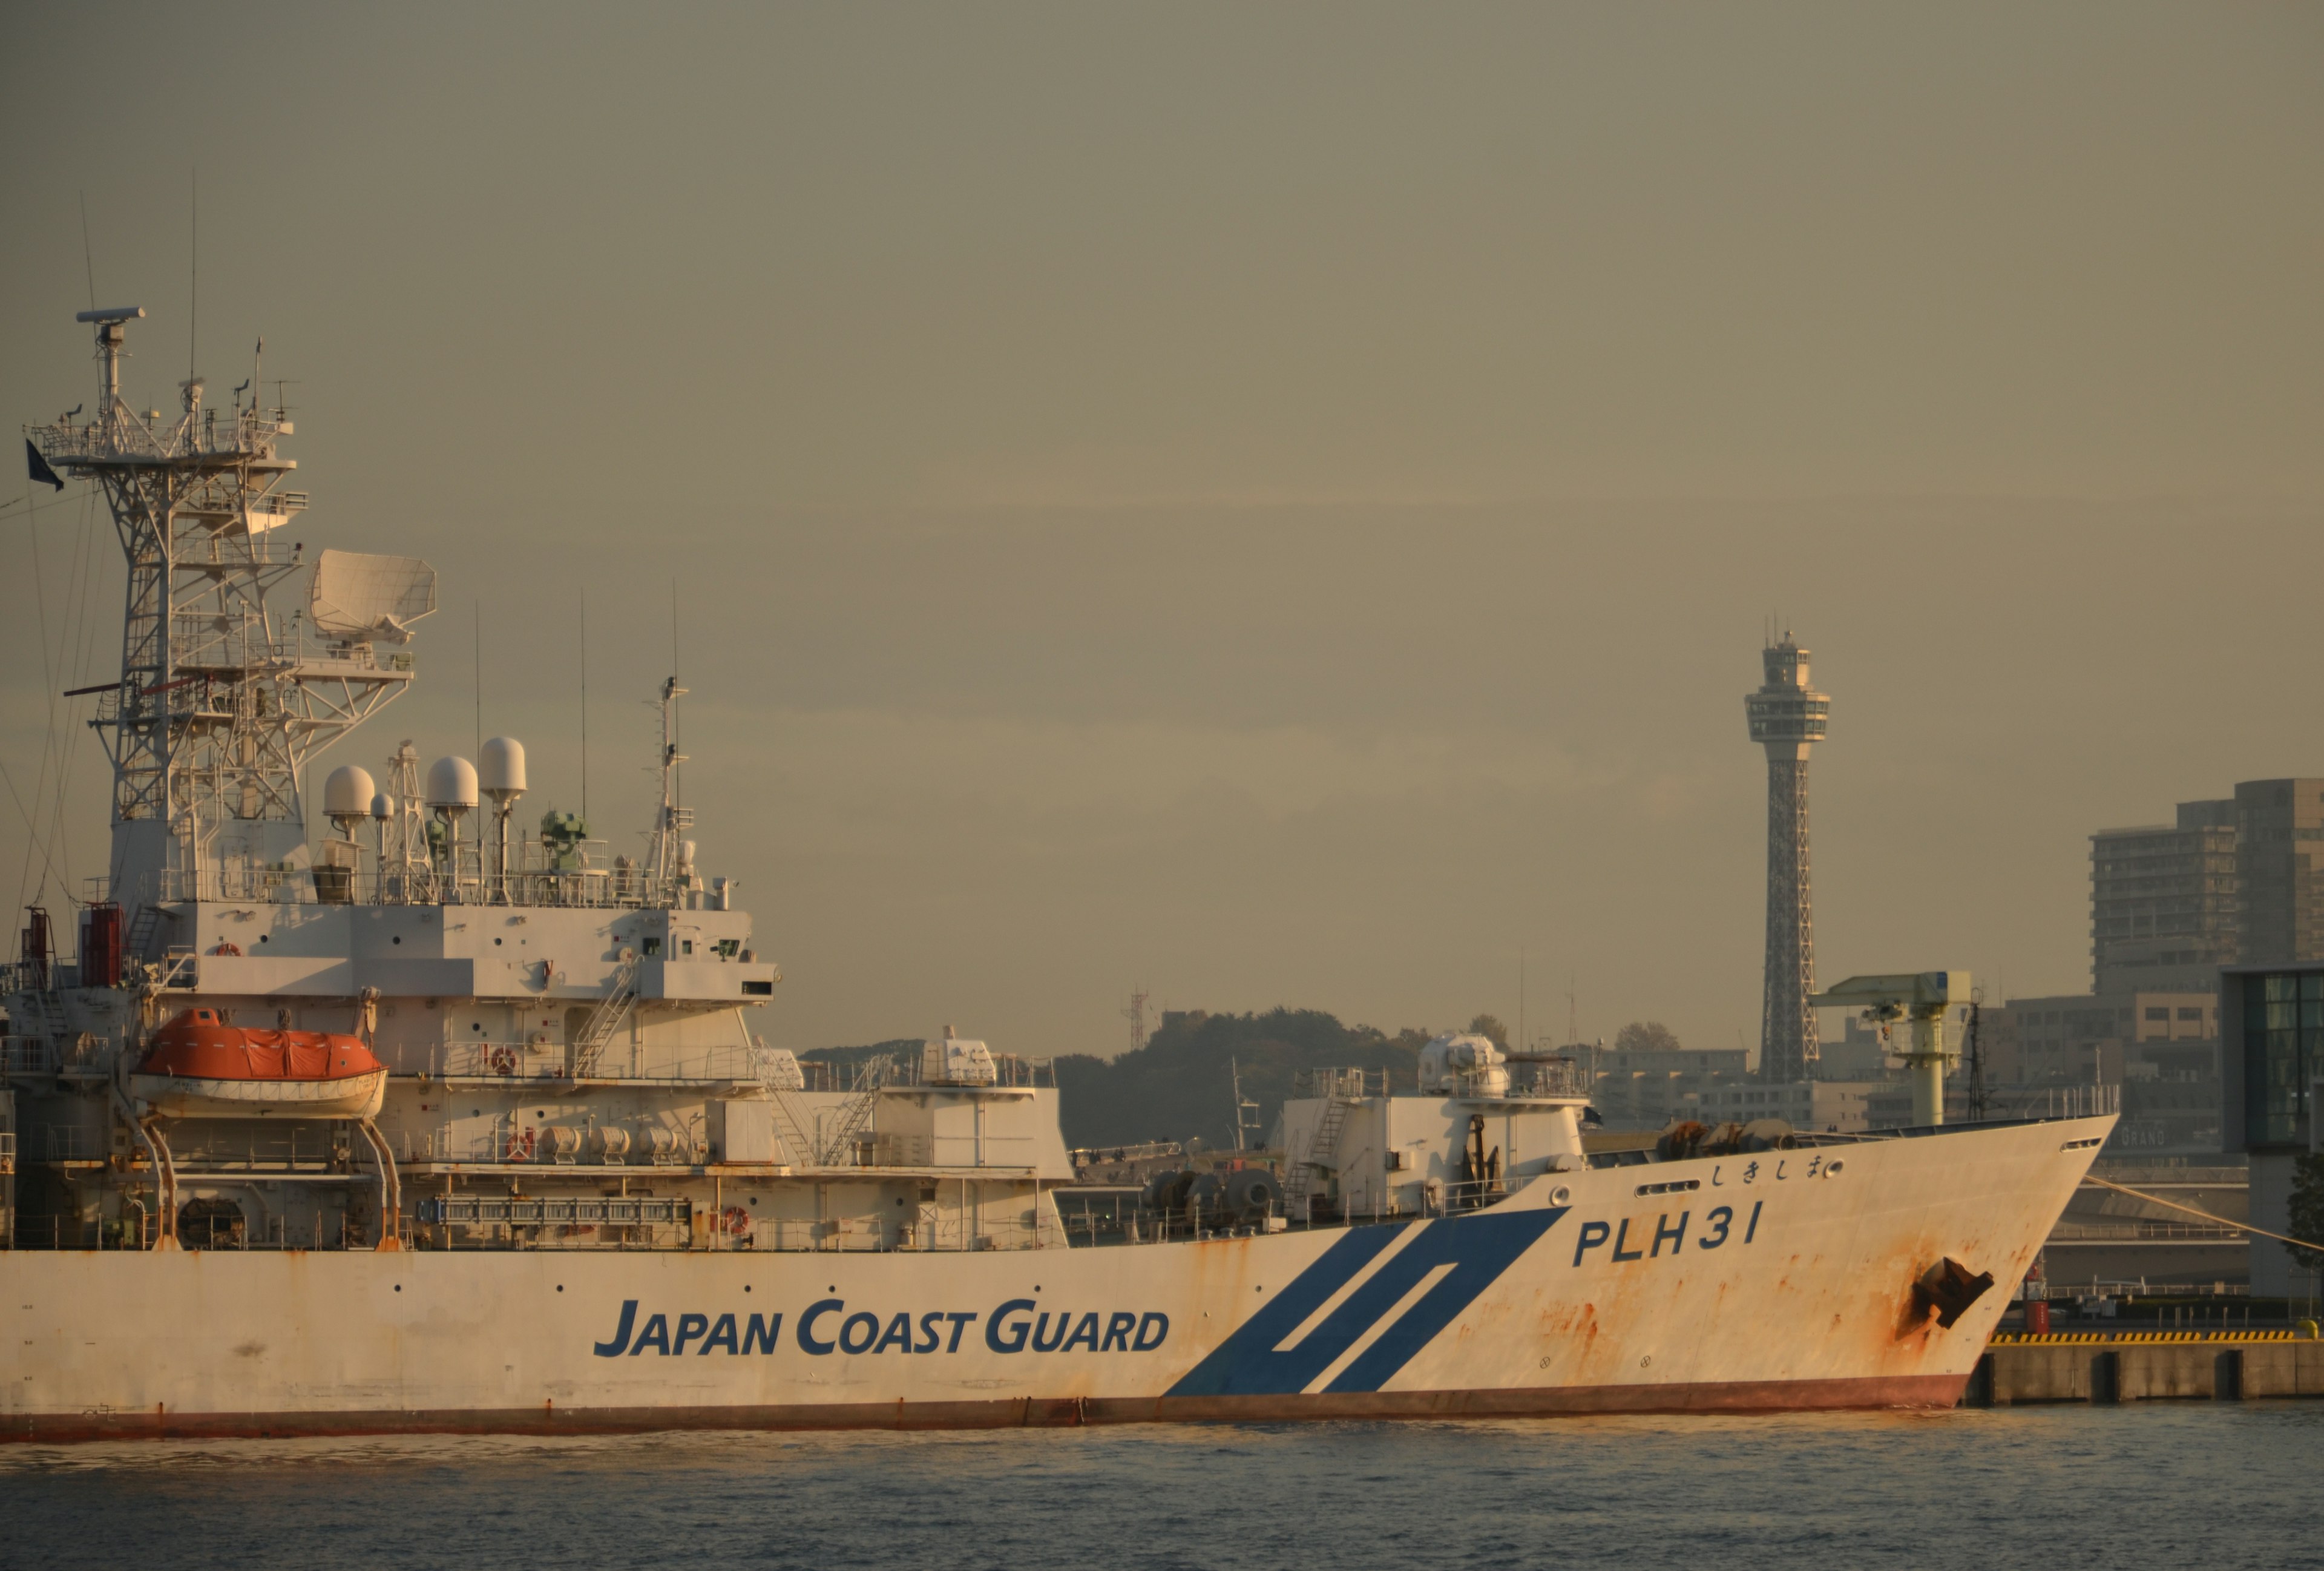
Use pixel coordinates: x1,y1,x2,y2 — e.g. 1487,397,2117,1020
25,308,433,924
1744,634,1830,1083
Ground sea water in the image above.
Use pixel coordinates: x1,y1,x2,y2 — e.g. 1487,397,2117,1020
2,1405,2317,1570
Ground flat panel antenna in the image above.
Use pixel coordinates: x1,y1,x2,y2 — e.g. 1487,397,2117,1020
310,550,439,643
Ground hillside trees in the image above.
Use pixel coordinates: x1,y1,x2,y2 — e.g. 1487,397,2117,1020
1613,1021,1682,1055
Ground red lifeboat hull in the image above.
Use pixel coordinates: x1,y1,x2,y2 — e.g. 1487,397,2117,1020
130,1008,389,1119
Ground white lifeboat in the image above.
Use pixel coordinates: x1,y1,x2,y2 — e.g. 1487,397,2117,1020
129,1007,389,1118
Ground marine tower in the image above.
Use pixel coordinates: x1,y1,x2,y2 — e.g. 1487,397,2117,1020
1745,634,1830,1082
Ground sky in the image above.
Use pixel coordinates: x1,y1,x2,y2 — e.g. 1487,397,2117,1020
2,4,2320,1063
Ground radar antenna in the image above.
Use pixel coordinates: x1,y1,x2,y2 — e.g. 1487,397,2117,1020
24,310,433,924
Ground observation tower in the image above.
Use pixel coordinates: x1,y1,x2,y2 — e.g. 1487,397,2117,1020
1744,634,1830,1083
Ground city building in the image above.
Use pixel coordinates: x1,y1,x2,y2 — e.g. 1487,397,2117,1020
1988,990,2219,1153
2090,799,2237,995
2090,780,2324,998
1745,634,1829,1084
2234,779,2324,968
2221,962,2324,1299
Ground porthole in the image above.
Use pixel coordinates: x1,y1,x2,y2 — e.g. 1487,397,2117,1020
1550,1185,1572,1207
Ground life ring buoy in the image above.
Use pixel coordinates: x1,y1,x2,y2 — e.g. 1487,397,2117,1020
488,1045,518,1076
504,1125,537,1161
211,941,242,957
720,1205,752,1239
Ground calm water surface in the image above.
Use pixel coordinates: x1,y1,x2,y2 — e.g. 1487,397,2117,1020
2,1405,2316,1570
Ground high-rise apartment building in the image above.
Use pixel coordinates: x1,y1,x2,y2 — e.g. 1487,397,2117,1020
2090,781,2324,994
2090,799,2238,995
2234,779,2324,967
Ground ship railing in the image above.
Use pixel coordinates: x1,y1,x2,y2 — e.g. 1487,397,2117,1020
416,1195,689,1229
40,1125,98,1162
435,1041,758,1082
1068,1139,1186,1170
872,1055,1056,1091
2047,1220,2247,1242
439,1041,569,1079
25,1210,364,1252
1292,1067,1385,1099
2082,1165,2249,1187
1057,1199,1292,1247
149,859,700,911
424,1116,704,1167
29,407,293,467
1505,1061,1589,1098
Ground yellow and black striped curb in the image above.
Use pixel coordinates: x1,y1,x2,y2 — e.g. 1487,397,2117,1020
1989,1329,2316,1345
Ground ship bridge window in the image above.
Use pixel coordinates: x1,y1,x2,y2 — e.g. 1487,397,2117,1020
717,939,740,959
643,938,663,957
682,939,694,956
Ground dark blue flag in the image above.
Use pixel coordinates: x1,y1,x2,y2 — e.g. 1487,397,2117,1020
24,439,64,492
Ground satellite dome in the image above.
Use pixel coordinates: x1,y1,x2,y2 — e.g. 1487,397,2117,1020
479,736,527,799
425,756,479,811
324,765,377,820
369,792,393,821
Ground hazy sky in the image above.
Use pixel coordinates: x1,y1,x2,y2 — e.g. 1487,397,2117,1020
3,4,2320,1062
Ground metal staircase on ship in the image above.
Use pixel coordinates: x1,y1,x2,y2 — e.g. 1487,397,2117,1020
1283,1072,1359,1219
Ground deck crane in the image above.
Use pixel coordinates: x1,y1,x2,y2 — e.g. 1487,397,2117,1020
1808,971,1970,1128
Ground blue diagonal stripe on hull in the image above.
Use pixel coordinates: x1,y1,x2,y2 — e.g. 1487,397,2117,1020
1165,1224,1410,1397
1166,1207,1567,1397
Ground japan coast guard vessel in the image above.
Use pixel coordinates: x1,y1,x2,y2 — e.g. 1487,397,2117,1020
2,308,2112,1441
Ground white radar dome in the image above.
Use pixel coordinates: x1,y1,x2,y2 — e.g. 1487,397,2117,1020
324,765,377,820
480,736,527,799
369,792,393,821
425,756,479,811
1419,1032,1509,1096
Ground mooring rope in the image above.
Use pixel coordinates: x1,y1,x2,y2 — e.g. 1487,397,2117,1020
2081,1175,2324,1254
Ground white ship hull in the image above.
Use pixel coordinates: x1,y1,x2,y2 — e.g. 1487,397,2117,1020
0,1116,2105,1440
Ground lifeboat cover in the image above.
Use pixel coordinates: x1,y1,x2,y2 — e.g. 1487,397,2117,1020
138,1008,386,1082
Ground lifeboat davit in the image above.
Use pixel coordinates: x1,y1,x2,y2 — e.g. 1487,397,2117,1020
130,1007,388,1119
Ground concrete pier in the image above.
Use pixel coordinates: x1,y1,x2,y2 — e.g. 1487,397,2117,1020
1968,1333,2324,1405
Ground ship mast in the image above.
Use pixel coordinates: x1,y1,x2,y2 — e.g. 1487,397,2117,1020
25,309,429,927
648,675,693,895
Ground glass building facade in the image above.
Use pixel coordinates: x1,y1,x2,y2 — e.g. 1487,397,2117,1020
2225,967,2322,1151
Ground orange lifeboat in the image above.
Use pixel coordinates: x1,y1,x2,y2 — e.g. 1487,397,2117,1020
130,1007,389,1119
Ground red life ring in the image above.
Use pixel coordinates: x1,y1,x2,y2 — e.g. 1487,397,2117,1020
504,1125,537,1161
488,1045,518,1076
211,941,242,957
720,1205,752,1239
